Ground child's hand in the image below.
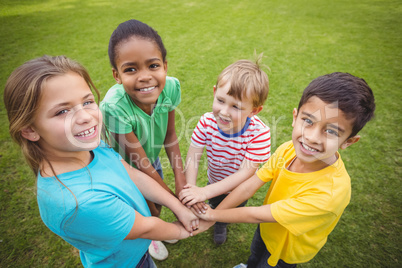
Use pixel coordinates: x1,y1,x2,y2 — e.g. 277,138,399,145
179,184,207,207
191,204,214,221
190,202,208,215
172,221,193,239
175,205,200,233
191,219,215,235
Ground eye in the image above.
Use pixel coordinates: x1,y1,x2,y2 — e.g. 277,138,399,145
302,118,313,125
233,105,241,110
83,100,94,106
217,98,224,103
55,109,68,116
326,129,339,137
123,67,136,73
150,63,160,69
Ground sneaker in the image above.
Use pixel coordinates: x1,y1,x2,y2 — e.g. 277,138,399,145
233,264,247,268
148,240,168,261
163,239,179,244
213,223,227,245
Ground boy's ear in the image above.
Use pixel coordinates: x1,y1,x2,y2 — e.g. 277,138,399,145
112,69,122,84
250,106,263,116
340,135,360,150
21,126,40,142
292,108,298,127
213,85,217,95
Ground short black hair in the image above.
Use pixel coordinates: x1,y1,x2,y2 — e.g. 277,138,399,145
298,72,375,137
108,19,167,70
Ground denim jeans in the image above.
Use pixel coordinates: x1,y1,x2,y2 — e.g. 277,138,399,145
247,225,296,268
152,157,164,180
136,251,157,268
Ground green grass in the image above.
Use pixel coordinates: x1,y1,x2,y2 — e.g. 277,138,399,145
1,0,401,267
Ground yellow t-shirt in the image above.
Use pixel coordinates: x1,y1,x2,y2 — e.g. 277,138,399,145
256,141,351,266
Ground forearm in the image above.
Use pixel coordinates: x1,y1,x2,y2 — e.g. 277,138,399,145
141,218,188,240
184,144,203,185
202,169,257,199
139,160,175,195
208,205,275,223
164,138,186,193
126,212,189,240
217,174,264,209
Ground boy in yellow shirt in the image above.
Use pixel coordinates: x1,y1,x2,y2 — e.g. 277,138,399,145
194,72,376,267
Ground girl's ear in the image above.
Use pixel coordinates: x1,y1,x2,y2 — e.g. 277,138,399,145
21,126,40,142
112,69,122,84
164,61,168,74
213,85,217,95
340,135,360,150
292,108,298,127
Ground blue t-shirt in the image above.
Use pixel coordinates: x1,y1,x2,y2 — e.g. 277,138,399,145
37,141,151,267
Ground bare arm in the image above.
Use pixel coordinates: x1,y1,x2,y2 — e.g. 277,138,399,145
194,174,276,223
179,159,260,206
112,131,174,195
194,204,275,224
164,110,186,196
184,143,204,185
122,160,199,232
125,211,191,240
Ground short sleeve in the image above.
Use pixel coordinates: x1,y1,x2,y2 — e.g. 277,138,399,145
256,142,290,182
63,193,136,250
165,77,181,112
191,115,207,147
244,128,271,163
101,102,133,134
271,196,337,236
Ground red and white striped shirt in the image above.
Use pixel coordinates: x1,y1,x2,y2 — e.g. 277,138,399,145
191,112,271,184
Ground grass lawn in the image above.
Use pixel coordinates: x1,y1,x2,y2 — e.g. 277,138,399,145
0,0,401,267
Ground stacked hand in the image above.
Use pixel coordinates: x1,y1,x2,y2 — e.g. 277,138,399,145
175,184,216,237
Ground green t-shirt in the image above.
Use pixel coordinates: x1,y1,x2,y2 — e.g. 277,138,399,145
100,76,181,166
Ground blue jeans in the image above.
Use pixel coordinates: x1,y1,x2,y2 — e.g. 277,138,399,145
247,225,296,268
152,157,164,180
136,251,157,268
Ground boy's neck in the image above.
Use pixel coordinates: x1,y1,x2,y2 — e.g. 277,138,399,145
288,153,338,173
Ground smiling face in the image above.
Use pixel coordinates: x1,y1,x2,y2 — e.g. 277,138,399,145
25,72,102,158
112,37,167,115
212,82,261,134
291,96,360,172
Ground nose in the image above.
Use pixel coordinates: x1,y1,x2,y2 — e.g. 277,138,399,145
220,104,230,116
74,106,93,125
138,69,152,82
304,126,322,144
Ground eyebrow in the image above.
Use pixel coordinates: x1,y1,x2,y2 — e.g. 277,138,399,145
301,111,345,133
301,111,318,121
50,93,94,110
120,58,162,69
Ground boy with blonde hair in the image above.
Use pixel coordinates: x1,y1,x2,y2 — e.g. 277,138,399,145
194,72,376,267
179,56,271,244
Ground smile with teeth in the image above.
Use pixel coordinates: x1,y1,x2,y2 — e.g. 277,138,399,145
138,86,155,92
219,116,231,125
301,142,319,152
76,126,96,137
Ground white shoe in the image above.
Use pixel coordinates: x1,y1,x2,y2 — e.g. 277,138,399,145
163,239,179,244
233,264,247,268
148,240,168,261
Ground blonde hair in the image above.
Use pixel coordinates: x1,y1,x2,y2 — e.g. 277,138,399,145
4,55,100,175
216,53,269,107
